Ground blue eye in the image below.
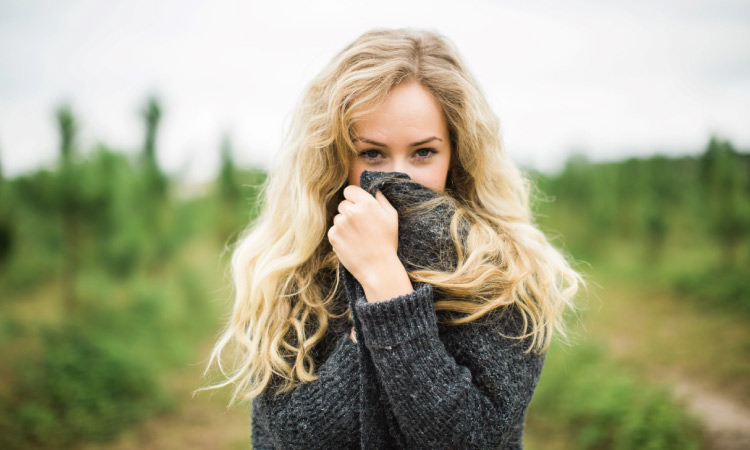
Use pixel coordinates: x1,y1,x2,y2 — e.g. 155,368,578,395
415,148,436,159
359,149,382,160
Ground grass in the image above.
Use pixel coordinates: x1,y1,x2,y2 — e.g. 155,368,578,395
523,233,750,449
580,266,750,404
0,234,239,450
525,340,704,450
80,343,250,450
3,223,747,449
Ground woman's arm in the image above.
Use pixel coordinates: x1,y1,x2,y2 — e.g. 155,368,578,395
354,282,546,450
250,331,361,450
250,401,274,450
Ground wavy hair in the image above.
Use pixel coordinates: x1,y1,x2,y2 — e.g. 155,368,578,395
200,28,584,406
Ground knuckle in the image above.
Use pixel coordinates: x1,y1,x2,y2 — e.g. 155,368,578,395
349,205,362,217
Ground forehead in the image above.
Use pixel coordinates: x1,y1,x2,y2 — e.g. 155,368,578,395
351,82,448,139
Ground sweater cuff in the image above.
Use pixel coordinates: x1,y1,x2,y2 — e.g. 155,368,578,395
354,283,438,349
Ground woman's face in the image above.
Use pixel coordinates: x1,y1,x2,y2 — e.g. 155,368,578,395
348,82,452,193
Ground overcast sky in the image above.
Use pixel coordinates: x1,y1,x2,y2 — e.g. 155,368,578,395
1,0,748,181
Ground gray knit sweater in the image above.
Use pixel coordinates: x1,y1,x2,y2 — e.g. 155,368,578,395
250,171,546,450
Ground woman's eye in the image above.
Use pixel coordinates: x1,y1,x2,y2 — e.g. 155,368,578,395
359,149,382,160
414,148,436,159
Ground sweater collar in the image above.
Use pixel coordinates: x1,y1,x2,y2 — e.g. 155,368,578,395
357,170,463,273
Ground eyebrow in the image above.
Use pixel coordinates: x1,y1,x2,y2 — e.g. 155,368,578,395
352,136,443,147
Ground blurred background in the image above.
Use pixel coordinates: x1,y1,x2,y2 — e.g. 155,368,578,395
1,0,748,449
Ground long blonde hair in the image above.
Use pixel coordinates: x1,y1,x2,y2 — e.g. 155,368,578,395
201,28,583,406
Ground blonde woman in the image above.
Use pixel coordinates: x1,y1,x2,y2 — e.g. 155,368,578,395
203,28,582,450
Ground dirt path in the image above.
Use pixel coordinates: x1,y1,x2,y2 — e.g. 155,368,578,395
672,379,750,450
584,275,750,450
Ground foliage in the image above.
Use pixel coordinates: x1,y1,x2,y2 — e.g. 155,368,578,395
673,265,750,315
528,342,704,450
533,135,750,314
0,325,169,450
0,100,261,448
2,100,744,448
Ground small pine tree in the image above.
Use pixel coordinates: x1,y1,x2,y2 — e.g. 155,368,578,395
140,96,167,199
700,136,745,267
0,150,12,266
56,103,80,310
218,135,240,202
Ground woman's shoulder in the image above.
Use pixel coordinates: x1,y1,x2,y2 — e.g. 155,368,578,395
437,304,540,356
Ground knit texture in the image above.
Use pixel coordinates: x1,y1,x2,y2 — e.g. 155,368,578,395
251,171,546,449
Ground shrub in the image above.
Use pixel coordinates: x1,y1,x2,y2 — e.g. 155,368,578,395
0,325,170,449
527,342,704,450
673,266,750,316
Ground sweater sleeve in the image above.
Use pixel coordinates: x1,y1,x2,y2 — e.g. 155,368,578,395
250,400,274,450
250,331,361,450
354,282,546,450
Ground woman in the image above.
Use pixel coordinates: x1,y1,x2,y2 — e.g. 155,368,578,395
202,28,583,449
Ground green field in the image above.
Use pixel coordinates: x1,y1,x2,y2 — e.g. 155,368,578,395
1,106,748,449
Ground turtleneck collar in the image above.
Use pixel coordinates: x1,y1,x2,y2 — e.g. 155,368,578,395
357,170,463,273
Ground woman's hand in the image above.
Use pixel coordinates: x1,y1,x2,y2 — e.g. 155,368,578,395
328,185,413,302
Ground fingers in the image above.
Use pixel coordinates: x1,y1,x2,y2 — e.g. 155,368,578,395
343,185,396,214
341,185,384,218
343,185,373,204
337,199,355,215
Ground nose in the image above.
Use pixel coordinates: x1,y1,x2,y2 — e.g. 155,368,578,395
391,160,409,176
